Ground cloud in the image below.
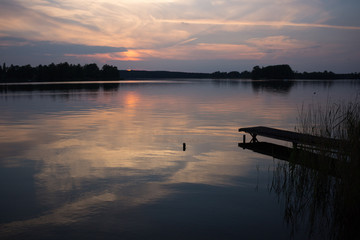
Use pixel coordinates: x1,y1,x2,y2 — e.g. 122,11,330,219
158,18,360,30
246,35,317,58
0,37,126,54
2,0,359,50
0,37,127,65
65,51,142,62
117,43,264,61
0,0,359,71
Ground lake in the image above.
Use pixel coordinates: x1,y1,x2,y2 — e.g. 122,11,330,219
0,79,359,239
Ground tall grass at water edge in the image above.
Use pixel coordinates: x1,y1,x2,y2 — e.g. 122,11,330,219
271,97,360,239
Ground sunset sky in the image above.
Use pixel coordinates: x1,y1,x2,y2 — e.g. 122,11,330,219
1,0,359,73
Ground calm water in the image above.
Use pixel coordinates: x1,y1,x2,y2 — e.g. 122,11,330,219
0,79,359,239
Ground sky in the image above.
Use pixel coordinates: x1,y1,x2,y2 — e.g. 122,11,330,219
0,0,360,73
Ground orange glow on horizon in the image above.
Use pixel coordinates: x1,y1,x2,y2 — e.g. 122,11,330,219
65,50,144,62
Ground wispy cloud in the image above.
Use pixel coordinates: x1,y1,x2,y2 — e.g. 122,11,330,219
0,37,128,65
65,51,142,62
120,43,264,61
246,35,318,59
158,18,360,30
0,38,127,54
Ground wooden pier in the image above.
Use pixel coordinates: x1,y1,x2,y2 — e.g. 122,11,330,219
238,126,350,177
239,126,345,149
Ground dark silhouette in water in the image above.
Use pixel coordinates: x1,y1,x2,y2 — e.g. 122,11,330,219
238,135,359,239
0,82,120,93
250,80,295,94
183,143,186,151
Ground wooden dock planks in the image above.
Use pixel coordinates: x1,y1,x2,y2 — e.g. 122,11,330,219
239,126,345,148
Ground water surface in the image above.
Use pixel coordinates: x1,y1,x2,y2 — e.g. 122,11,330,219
0,79,359,239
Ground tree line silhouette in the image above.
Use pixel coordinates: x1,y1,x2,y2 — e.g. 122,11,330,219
0,62,119,82
1,62,359,82
212,64,360,80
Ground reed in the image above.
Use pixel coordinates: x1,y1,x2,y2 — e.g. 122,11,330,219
272,97,360,239
296,98,360,160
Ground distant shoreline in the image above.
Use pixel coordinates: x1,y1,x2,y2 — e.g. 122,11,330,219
119,69,360,81
1,63,359,83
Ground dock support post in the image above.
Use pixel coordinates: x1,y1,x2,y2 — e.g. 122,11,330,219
250,133,258,143
243,135,246,144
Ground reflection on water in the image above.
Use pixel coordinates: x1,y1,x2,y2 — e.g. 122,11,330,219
270,147,360,240
239,135,359,239
0,80,359,239
250,80,295,94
